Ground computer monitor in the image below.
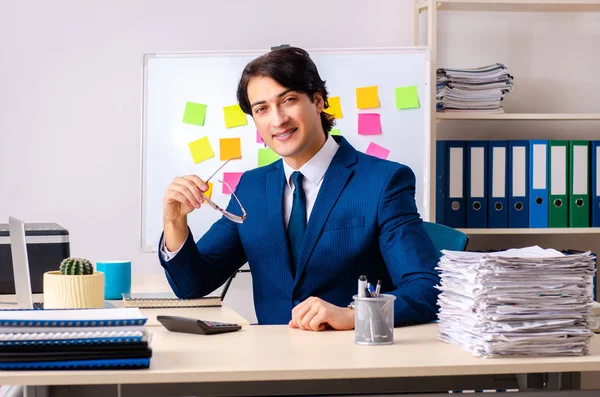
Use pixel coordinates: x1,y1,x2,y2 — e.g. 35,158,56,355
8,216,35,309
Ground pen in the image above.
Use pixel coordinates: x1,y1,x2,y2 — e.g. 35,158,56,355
374,280,381,297
358,275,367,298
364,287,372,298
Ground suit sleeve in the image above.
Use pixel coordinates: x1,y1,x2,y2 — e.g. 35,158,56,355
377,165,441,326
157,178,248,299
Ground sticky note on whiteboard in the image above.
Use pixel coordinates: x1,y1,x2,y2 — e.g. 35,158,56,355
395,86,420,109
182,102,207,126
324,96,343,119
220,138,242,161
258,148,280,167
223,105,248,128
365,142,390,160
356,86,379,109
222,172,243,194
358,113,382,135
188,137,214,164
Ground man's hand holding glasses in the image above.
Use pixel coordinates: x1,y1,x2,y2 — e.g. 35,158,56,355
163,157,247,251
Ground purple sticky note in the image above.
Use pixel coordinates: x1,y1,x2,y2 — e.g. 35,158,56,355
222,172,243,194
358,113,381,135
256,130,264,144
365,142,390,160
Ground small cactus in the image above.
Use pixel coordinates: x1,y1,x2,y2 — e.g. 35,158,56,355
59,257,94,275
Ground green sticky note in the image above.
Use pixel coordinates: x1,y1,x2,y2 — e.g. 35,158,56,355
258,148,280,167
223,104,247,128
182,102,207,126
330,129,341,136
395,86,420,109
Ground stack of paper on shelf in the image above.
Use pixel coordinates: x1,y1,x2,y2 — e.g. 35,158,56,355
436,63,513,113
0,308,152,370
436,246,595,357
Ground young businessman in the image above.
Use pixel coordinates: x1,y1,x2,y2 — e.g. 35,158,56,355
160,47,440,331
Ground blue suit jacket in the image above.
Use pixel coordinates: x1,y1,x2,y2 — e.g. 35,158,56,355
159,136,440,326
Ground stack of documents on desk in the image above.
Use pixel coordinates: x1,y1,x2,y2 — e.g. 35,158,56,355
436,246,595,357
0,308,152,370
436,63,513,113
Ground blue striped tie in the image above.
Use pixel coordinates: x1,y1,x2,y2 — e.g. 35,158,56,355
287,171,306,277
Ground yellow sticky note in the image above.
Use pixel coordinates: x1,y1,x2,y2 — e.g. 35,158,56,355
324,96,343,119
223,104,247,128
356,86,379,109
188,137,214,164
330,129,341,135
204,182,214,200
220,138,242,161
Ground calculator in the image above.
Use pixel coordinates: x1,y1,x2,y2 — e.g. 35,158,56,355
156,315,241,335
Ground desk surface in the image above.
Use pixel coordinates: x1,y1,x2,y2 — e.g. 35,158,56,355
1,322,600,387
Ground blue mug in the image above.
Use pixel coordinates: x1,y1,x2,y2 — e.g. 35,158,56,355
96,260,131,300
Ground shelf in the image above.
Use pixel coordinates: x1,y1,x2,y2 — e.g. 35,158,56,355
436,113,600,120
458,228,600,235
418,0,600,12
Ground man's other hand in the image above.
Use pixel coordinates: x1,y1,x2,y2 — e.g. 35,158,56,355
289,297,354,331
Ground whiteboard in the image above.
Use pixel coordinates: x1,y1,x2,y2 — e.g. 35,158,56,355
141,47,431,252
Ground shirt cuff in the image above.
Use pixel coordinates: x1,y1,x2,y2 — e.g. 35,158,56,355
160,230,189,262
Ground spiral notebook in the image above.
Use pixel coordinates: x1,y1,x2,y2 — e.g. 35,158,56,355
0,308,147,327
121,292,222,308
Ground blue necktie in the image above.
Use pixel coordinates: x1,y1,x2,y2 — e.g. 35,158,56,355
287,171,306,277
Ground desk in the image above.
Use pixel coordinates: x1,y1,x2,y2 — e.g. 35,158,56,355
1,323,600,397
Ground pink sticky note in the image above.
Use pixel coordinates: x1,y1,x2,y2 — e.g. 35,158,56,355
365,142,391,160
256,130,264,144
222,172,243,194
358,113,381,135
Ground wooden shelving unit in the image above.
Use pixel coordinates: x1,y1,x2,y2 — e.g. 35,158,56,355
417,0,600,13
414,0,600,236
437,113,600,120
460,228,600,235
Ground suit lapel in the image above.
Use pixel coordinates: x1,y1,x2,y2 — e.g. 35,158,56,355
266,161,294,279
294,137,357,284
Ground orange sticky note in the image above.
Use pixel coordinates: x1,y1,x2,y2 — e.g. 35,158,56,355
223,104,248,128
324,96,343,119
204,182,214,199
188,137,215,164
220,138,242,161
356,86,379,109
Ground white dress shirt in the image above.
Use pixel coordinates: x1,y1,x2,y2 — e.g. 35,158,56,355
161,134,339,261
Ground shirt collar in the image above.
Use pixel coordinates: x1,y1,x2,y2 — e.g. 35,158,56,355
282,134,339,189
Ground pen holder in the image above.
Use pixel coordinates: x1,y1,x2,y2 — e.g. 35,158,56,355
353,294,396,345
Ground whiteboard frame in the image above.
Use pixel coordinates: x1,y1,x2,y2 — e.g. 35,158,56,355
140,47,432,252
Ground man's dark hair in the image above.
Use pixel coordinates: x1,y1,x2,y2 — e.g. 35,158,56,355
236,47,334,135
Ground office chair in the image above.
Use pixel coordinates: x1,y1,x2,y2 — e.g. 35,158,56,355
421,221,469,258
220,221,469,301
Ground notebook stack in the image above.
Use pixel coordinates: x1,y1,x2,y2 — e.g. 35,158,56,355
436,63,513,113
436,246,595,358
0,308,151,370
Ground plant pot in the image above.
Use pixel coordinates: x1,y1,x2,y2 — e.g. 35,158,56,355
43,271,105,309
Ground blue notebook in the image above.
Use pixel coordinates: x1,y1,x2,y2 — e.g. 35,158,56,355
0,308,147,327
0,357,150,370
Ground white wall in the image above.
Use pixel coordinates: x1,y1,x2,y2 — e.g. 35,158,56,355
2,1,599,322
0,0,413,323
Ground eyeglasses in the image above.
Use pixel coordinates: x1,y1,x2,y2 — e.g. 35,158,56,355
200,156,247,224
